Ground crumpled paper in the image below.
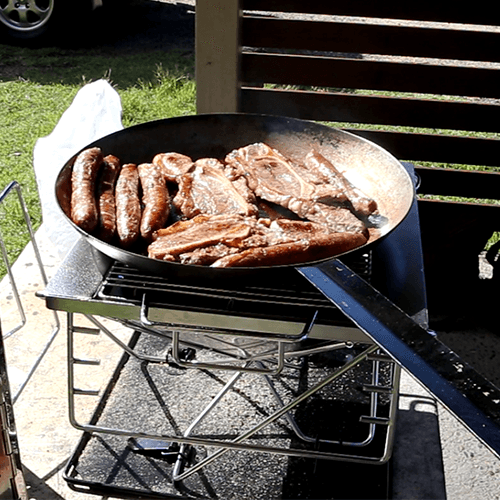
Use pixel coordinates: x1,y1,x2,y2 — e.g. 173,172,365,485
33,79,123,260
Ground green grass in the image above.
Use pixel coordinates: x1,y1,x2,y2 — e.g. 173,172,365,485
0,44,196,278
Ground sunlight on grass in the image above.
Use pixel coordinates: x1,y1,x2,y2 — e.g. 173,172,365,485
0,47,196,277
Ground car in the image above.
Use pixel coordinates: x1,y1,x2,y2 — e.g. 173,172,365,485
0,0,103,41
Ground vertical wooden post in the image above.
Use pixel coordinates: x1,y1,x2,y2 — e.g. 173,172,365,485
196,0,241,114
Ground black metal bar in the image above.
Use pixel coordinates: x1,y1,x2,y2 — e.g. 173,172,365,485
297,260,500,459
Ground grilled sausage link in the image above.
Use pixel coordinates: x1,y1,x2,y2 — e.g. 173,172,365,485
56,165,73,219
70,147,103,232
116,164,141,248
97,155,121,242
138,163,170,242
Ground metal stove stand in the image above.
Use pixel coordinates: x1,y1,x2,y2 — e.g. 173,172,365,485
47,240,401,498
62,314,398,499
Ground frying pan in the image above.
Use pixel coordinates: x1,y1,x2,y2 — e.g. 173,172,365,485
54,113,414,282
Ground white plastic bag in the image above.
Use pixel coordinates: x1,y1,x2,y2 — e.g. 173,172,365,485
33,80,123,260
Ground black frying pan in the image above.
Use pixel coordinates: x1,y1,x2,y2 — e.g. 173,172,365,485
54,113,414,282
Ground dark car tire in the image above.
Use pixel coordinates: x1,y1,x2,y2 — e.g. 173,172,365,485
0,0,92,44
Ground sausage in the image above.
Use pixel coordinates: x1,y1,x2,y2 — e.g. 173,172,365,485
115,164,141,248
70,147,103,232
138,162,170,242
97,155,121,242
56,164,73,218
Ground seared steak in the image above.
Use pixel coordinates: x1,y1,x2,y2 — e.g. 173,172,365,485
148,214,259,261
225,143,367,234
152,152,194,183
302,150,377,216
148,213,367,267
173,158,258,218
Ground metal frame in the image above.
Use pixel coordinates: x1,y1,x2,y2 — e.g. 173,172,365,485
0,181,60,404
64,309,400,487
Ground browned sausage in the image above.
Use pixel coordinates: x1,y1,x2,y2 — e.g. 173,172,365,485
138,163,170,242
115,164,141,248
70,147,103,232
56,164,72,219
97,155,121,242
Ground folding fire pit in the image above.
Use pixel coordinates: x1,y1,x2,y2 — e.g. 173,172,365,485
38,114,500,499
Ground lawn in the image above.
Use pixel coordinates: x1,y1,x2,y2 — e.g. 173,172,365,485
0,42,196,277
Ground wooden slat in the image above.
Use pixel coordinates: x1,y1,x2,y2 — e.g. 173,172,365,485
242,53,500,99
195,0,241,114
241,88,500,133
345,129,500,169
242,18,500,62
415,167,500,199
243,0,500,26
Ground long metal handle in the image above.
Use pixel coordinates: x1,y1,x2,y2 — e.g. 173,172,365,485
297,259,500,459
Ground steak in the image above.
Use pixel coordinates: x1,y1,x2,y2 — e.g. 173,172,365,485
302,150,377,216
148,213,367,267
225,143,367,234
148,214,260,261
152,152,194,182
173,158,258,218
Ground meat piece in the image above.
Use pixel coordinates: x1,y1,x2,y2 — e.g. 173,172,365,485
152,152,194,182
148,214,260,260
56,165,72,219
173,158,258,218
70,147,103,232
212,231,367,268
225,143,315,209
179,244,240,266
302,150,378,216
115,164,141,248
138,162,170,242
290,201,368,235
97,155,121,242
225,143,368,234
148,213,366,267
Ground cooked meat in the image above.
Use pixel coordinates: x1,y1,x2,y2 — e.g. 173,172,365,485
71,142,378,268
225,143,367,234
148,214,260,260
138,162,170,242
179,244,240,266
173,158,259,218
97,154,121,242
56,165,72,219
152,152,194,182
212,231,367,268
302,150,378,216
225,143,315,209
148,213,366,267
116,164,141,248
290,201,368,235
70,147,103,233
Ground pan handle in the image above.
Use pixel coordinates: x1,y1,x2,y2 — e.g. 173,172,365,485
298,259,500,459
139,293,319,341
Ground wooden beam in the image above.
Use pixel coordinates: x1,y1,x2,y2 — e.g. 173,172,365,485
196,0,242,114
